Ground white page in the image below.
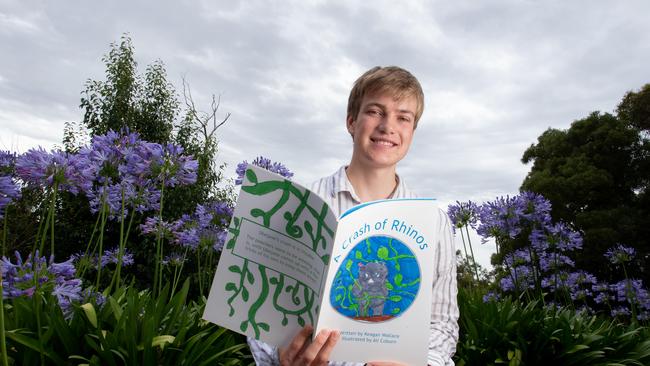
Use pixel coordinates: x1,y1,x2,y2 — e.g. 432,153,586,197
203,165,338,347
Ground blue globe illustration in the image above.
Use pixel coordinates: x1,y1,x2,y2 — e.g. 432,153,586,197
329,235,421,322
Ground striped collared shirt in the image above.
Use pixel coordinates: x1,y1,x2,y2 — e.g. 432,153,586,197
248,166,459,366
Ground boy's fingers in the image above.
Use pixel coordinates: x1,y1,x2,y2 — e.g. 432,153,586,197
280,325,313,365
298,329,340,365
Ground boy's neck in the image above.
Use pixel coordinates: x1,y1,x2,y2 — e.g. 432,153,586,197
345,161,399,202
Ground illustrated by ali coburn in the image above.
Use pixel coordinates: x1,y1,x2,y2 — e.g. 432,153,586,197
203,165,442,365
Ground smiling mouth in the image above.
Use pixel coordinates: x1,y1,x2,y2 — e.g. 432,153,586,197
370,137,398,147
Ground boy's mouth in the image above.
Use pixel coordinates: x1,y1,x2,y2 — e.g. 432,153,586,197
370,137,398,147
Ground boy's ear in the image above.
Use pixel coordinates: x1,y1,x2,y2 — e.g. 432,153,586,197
346,115,355,137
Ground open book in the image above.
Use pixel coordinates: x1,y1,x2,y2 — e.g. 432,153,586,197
203,165,442,365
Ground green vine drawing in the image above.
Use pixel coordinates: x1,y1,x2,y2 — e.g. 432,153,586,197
224,168,335,338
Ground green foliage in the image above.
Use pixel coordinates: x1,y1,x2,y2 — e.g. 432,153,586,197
2,281,252,365
521,94,650,283
78,35,177,145
455,287,650,365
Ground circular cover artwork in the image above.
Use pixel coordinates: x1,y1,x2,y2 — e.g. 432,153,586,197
329,235,421,322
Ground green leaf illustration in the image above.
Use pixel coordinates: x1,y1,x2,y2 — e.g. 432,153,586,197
228,265,241,274
395,273,403,286
377,246,389,260
335,294,342,301
282,317,288,326
242,287,249,301
345,259,353,271
389,295,402,302
297,316,305,327
386,282,394,290
225,282,236,292
392,307,401,314
245,168,258,184
229,308,235,317
355,250,363,259
321,254,330,264
247,271,255,284
258,322,270,332
240,320,248,332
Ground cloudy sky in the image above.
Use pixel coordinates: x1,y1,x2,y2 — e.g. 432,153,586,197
2,0,649,267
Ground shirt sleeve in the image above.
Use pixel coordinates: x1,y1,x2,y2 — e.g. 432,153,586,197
247,338,280,365
427,209,460,366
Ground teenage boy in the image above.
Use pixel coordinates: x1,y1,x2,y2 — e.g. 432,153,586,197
248,66,459,366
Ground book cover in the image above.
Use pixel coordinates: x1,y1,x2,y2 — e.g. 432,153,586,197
203,165,441,364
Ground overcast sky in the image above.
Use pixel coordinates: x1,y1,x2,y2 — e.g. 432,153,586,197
2,0,649,268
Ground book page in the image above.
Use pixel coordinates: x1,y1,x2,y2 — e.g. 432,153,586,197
203,165,338,347
315,199,440,365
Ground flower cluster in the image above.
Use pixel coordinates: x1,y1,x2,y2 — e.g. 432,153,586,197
450,192,650,320
9,130,198,220
1,251,82,313
447,200,479,233
235,156,294,185
140,200,233,253
0,150,21,218
71,247,135,269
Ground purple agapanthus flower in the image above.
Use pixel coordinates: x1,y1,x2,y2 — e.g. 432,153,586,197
15,148,92,195
0,150,16,170
140,200,233,253
235,156,294,185
0,175,21,218
447,200,479,232
604,244,636,265
77,130,197,219
1,251,82,314
101,247,134,266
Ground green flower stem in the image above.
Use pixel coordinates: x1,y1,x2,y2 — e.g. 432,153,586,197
34,291,44,365
1,208,8,257
463,225,480,284
153,180,165,297
49,182,58,257
170,248,189,300
95,202,107,289
79,199,107,280
0,272,9,366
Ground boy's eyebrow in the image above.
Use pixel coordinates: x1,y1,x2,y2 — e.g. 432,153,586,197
364,102,415,116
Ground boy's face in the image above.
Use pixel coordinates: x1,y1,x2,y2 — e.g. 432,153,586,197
347,91,417,170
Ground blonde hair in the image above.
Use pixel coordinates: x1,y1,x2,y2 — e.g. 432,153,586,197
347,66,425,128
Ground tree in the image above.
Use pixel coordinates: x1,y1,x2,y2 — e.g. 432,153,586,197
521,91,649,284
76,35,178,145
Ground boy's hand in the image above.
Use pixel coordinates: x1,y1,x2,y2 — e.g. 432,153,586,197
279,325,340,366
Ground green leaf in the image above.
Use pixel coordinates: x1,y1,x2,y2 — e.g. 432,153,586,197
152,335,175,350
392,307,400,314
247,270,255,284
297,316,305,327
282,317,288,326
386,282,394,290
241,287,249,302
225,282,237,292
240,320,248,332
355,251,363,259
389,295,402,302
258,322,270,332
377,246,389,260
108,297,123,322
335,294,342,301
81,303,98,328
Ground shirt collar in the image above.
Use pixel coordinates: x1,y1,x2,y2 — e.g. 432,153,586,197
332,165,406,201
